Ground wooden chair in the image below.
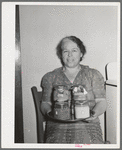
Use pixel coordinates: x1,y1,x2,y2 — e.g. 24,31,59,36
31,86,45,143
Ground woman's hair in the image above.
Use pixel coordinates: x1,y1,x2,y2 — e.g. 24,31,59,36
56,36,86,62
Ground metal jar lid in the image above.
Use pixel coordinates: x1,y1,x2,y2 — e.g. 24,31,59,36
75,101,89,107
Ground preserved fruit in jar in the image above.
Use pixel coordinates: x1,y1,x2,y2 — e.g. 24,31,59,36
53,101,70,120
53,85,69,101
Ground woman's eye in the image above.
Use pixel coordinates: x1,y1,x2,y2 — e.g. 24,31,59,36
63,50,68,53
72,49,77,52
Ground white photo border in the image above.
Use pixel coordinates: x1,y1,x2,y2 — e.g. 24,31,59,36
1,2,120,149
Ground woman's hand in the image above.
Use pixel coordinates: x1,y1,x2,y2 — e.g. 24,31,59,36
85,98,107,122
84,111,97,122
93,98,107,116
84,110,97,122
40,102,52,116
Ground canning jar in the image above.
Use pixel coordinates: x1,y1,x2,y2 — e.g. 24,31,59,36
72,85,87,102
74,102,90,119
53,101,70,120
53,85,70,102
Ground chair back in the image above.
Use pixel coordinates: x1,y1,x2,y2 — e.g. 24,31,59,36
31,86,44,143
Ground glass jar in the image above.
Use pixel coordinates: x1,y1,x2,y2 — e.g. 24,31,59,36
53,101,70,120
74,102,90,119
53,85,70,102
72,85,87,102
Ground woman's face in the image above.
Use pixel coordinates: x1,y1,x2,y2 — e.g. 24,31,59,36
61,39,82,68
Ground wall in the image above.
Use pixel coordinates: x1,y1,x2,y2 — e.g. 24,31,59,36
19,5,118,143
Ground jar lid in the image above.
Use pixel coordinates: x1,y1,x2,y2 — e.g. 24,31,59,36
55,100,68,104
74,100,86,103
75,101,89,106
75,103,88,107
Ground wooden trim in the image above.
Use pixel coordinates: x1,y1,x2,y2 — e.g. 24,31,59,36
15,5,24,143
104,111,107,142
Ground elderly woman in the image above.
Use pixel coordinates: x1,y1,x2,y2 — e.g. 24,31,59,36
40,36,107,143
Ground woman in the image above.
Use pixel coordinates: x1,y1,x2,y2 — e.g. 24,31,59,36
40,36,107,144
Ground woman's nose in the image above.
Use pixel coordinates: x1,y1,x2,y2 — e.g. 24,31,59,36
68,51,72,57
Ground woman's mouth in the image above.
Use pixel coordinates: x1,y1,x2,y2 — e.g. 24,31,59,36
67,59,74,63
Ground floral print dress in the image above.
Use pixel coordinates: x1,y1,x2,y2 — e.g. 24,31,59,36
41,65,106,144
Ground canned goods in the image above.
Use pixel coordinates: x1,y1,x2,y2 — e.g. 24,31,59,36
53,85,70,101
72,85,87,101
53,101,70,120
75,102,90,119
72,85,84,93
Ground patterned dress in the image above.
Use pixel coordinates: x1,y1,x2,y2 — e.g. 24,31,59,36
41,64,106,144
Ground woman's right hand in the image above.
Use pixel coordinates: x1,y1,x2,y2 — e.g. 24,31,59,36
40,102,52,116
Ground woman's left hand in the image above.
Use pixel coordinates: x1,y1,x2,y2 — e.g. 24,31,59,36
84,115,97,122
84,98,107,122
84,110,97,122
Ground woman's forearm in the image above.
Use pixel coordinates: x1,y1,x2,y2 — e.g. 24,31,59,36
40,102,52,115
92,98,107,117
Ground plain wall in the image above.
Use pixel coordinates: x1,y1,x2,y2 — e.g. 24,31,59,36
19,5,118,143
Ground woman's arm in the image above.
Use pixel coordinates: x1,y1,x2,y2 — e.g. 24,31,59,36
85,69,107,121
86,98,107,121
40,73,53,116
40,102,52,116
92,98,107,117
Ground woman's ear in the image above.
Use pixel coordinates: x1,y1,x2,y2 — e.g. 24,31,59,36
80,53,83,58
80,53,83,61
80,57,82,61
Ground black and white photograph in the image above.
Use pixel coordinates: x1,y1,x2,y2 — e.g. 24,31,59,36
1,2,120,149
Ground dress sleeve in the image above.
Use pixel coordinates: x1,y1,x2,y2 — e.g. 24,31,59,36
91,69,106,99
41,72,53,104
